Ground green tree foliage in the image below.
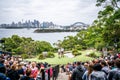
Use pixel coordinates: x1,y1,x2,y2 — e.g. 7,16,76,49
47,52,55,58
61,36,78,50
60,0,120,51
88,52,97,58
2,35,53,56
21,54,29,59
95,0,120,50
35,41,53,54
96,0,120,9
72,49,81,56
38,54,44,59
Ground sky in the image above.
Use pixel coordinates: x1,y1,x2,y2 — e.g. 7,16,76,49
0,0,102,25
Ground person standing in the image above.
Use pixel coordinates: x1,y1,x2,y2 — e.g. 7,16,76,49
7,64,20,80
20,68,34,80
82,64,93,80
71,61,85,80
102,48,108,57
90,63,107,80
61,48,64,58
58,49,61,58
100,60,110,75
0,63,10,80
112,58,120,80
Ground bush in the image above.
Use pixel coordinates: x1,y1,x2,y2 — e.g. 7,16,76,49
75,45,82,50
82,46,87,50
38,54,44,60
21,54,29,59
72,49,81,56
78,52,82,55
88,52,97,58
107,46,113,51
12,52,16,55
47,52,55,58
118,48,120,52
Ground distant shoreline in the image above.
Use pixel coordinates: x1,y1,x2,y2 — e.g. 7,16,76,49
34,29,81,33
0,28,81,33
0,27,37,29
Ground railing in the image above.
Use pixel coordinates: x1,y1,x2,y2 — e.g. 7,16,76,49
41,65,59,80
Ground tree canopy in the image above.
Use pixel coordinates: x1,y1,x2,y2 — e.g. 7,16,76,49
1,35,53,55
59,0,120,52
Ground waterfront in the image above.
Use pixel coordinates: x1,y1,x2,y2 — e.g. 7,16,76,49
0,29,77,45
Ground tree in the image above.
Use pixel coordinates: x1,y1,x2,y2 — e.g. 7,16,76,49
61,36,79,50
34,41,53,54
96,0,120,9
1,35,53,56
95,0,120,50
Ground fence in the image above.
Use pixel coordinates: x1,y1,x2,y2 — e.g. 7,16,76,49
41,65,59,80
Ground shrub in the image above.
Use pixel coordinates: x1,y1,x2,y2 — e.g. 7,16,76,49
88,52,97,58
12,52,16,55
21,54,29,59
75,45,82,50
78,52,82,55
72,49,81,56
118,48,120,52
38,54,44,60
47,52,55,58
82,46,87,50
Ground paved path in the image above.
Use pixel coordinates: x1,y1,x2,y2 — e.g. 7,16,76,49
57,72,69,80
64,53,74,58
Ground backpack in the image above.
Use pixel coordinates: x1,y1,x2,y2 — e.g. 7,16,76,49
75,67,84,80
91,73,106,80
113,69,120,80
102,69,108,75
22,76,30,80
0,73,10,80
20,76,34,80
7,70,20,80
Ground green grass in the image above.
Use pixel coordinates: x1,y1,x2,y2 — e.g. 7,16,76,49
26,50,101,65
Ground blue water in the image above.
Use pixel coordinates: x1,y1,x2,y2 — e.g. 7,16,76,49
0,29,77,45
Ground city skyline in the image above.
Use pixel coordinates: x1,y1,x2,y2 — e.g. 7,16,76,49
0,0,102,25
0,19,88,29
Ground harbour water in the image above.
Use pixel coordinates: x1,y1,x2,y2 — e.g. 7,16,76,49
0,29,77,45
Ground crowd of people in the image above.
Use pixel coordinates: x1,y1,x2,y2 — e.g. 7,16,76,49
0,51,120,80
60,53,120,80
0,54,53,80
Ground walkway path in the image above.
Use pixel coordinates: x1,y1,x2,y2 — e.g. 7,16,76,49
57,72,69,80
64,53,74,58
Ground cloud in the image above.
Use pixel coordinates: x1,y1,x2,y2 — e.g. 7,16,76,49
0,0,102,25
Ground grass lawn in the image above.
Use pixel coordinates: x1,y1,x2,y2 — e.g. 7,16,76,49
26,50,102,65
